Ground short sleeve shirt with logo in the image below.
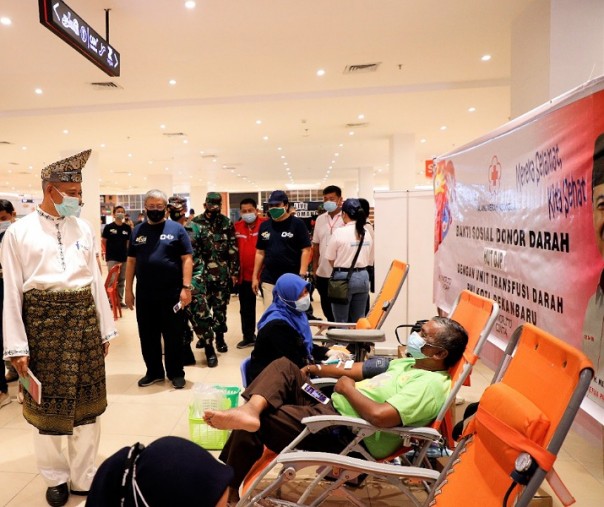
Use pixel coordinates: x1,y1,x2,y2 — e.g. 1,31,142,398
102,222,132,262
256,215,311,284
128,220,193,299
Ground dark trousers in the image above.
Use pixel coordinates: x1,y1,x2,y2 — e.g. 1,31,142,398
135,293,186,379
315,275,335,322
219,357,350,488
239,281,257,341
0,278,7,394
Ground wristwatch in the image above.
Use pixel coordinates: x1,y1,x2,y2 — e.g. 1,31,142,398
182,284,192,290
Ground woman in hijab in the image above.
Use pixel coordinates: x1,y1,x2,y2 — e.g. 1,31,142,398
86,436,233,507
247,273,329,383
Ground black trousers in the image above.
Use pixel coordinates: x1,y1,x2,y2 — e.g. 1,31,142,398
135,293,186,379
315,275,335,322
239,280,257,341
219,357,350,488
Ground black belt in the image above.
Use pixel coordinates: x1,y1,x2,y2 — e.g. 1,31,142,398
333,267,367,273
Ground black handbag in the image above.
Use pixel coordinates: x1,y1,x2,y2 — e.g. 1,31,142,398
328,233,365,305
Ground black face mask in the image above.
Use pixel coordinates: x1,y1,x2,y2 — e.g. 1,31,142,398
169,210,183,221
146,209,166,223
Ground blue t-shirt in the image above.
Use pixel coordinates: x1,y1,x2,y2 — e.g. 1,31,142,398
256,216,311,284
128,220,193,299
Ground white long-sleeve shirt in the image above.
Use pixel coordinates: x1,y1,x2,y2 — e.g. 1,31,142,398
2,208,117,358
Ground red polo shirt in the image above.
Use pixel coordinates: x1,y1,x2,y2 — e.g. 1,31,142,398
234,216,268,282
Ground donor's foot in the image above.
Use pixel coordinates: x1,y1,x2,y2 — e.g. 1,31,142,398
203,405,260,432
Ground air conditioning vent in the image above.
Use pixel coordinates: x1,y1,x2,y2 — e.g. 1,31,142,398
0,141,13,145
162,132,187,137
201,154,217,159
345,122,369,128
90,81,123,89
8,161,19,165
343,62,381,74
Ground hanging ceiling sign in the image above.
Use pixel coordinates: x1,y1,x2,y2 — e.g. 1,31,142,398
38,0,120,77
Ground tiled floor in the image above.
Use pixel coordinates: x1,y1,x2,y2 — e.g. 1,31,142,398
0,293,603,506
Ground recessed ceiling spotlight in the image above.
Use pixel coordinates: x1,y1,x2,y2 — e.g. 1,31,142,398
63,129,69,134
183,139,188,144
168,79,177,85
468,107,476,112
280,155,285,159
331,160,335,164
334,153,339,157
160,124,166,129
316,69,326,77
256,119,262,125
481,54,491,62
184,1,196,8
0,17,11,26
348,131,355,136
357,114,365,120
165,167,169,171
100,143,106,148
338,143,344,147
21,146,27,151
34,88,43,95
277,146,282,151
263,136,269,141
420,138,427,143
283,162,288,166
440,126,447,131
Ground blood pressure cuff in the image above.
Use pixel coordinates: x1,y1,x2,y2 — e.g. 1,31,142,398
362,356,393,378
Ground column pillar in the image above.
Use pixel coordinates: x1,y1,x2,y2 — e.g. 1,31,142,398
358,167,375,205
389,133,416,191
343,180,358,199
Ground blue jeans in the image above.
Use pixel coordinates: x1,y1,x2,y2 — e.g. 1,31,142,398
330,270,369,323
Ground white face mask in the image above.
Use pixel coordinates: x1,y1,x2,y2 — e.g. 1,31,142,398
241,212,256,224
323,201,338,213
295,294,311,312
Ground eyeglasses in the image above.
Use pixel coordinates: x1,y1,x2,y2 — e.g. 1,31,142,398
419,328,446,349
145,205,166,211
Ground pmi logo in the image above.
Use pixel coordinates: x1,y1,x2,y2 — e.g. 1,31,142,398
488,156,502,194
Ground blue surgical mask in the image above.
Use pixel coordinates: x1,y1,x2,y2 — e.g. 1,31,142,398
406,331,429,359
241,212,256,224
295,294,311,313
52,189,82,218
323,201,338,213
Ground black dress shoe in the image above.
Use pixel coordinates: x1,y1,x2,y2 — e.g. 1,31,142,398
216,334,228,353
205,345,218,368
46,483,69,507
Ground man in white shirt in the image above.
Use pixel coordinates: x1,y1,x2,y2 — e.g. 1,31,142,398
2,150,117,507
311,185,344,321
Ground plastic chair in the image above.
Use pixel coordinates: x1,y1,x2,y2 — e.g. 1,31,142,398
238,291,500,504
104,263,122,320
310,259,409,360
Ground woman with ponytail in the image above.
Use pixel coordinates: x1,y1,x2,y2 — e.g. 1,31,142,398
324,198,374,323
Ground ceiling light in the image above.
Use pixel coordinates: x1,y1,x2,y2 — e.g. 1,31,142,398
334,153,339,157
339,143,344,147
63,129,69,134
331,160,335,164
316,69,326,77
34,88,43,95
348,131,355,136
468,107,476,112
440,126,447,131
256,120,262,125
184,1,196,8
168,79,177,85
160,124,166,129
128,153,133,158
21,146,27,151
100,143,106,148
357,114,365,120
183,139,188,144
0,17,11,26
481,54,491,62
420,138,427,143
263,136,269,141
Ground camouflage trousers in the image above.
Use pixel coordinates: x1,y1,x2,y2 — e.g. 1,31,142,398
187,279,230,345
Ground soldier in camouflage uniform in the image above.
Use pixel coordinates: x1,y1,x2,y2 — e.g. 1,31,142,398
167,196,216,367
192,192,239,364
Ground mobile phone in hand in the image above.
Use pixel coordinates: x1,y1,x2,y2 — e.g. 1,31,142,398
301,382,330,404
173,301,182,313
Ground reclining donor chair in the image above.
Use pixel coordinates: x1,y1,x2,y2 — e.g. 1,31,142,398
310,259,409,361
238,290,502,506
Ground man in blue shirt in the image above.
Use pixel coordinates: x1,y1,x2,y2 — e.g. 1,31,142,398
125,190,193,390
252,190,312,308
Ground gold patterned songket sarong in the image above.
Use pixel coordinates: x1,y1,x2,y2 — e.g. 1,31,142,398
22,286,107,435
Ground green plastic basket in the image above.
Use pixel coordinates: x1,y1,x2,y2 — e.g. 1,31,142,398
189,385,241,450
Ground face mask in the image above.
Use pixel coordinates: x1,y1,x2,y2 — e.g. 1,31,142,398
406,331,429,359
146,209,166,223
241,212,257,224
323,201,338,213
169,210,183,221
0,221,10,233
52,189,81,218
295,294,311,312
268,207,286,220
115,212,125,220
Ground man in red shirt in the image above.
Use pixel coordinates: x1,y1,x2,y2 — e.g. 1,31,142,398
234,198,267,348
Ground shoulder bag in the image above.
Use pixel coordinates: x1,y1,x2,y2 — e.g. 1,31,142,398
328,232,365,305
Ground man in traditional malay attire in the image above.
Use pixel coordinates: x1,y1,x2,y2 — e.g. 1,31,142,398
1,149,117,507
